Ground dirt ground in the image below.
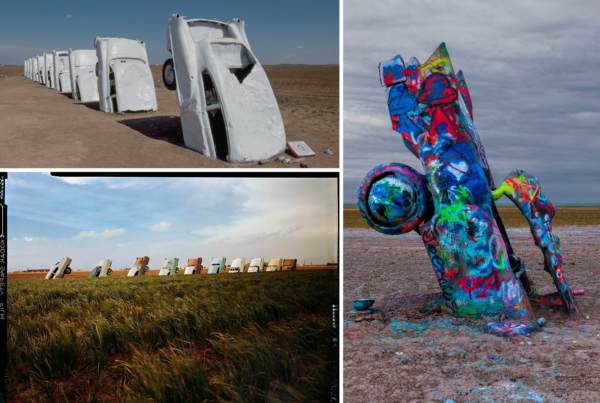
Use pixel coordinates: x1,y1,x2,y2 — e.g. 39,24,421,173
0,65,338,168
7,265,337,280
344,225,600,402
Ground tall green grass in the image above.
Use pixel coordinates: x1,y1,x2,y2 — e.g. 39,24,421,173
8,271,338,402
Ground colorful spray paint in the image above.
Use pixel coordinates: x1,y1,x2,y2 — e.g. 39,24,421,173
359,43,578,335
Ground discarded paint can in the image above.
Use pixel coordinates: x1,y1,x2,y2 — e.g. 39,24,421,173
325,149,334,155
574,289,585,295
537,317,546,327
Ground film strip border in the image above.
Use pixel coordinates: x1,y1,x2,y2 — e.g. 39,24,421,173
0,172,6,402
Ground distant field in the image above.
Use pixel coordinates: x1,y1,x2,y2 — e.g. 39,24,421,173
8,270,338,402
344,205,600,229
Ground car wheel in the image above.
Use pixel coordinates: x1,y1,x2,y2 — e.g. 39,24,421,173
107,268,113,275
144,266,150,273
65,267,72,274
162,59,177,91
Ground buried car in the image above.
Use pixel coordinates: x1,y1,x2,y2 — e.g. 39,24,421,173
247,257,264,273
208,257,226,274
163,14,286,162
266,258,283,272
183,258,203,275
159,258,180,276
44,53,54,89
127,256,151,277
68,49,99,102
32,57,39,81
45,257,73,280
53,50,71,92
89,259,113,278
229,258,245,273
37,55,45,84
282,259,297,271
95,37,158,114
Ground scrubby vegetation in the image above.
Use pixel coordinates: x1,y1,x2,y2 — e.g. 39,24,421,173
8,271,338,402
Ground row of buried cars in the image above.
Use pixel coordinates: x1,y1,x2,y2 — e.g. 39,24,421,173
23,14,286,163
45,257,298,279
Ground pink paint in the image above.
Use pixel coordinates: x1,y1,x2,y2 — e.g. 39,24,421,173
574,289,585,295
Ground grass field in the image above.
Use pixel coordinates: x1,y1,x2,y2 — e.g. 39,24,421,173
344,205,600,229
8,271,338,402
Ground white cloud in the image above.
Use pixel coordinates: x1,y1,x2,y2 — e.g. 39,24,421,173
12,236,47,242
297,46,303,49
66,15,71,19
72,228,127,240
149,221,171,232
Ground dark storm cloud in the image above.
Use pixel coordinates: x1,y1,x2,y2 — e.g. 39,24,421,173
344,0,600,203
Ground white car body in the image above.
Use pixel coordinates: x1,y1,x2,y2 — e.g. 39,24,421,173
53,50,71,92
164,15,286,163
208,257,226,274
247,257,264,273
127,256,150,277
32,58,39,81
68,49,99,102
90,259,113,277
95,37,157,114
266,258,283,272
45,257,72,280
44,53,55,89
37,55,45,84
229,257,245,273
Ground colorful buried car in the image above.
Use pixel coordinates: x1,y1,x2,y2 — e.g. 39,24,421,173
89,259,113,278
127,256,150,277
208,257,226,274
159,257,180,276
247,257,263,273
45,257,73,280
183,258,203,274
162,14,286,162
95,37,158,114
53,50,71,92
229,258,245,273
68,49,99,102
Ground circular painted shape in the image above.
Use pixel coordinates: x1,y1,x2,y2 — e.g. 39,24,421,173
358,163,431,235
164,66,175,85
354,299,375,311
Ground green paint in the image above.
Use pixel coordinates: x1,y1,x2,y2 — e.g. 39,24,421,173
491,181,513,201
500,249,504,276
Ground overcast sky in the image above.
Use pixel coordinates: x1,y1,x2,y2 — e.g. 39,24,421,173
344,0,600,204
7,174,338,272
0,0,338,65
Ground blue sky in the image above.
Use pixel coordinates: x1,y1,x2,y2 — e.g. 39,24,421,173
7,174,338,272
1,0,339,65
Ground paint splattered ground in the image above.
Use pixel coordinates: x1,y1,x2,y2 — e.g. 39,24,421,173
0,65,338,168
344,225,600,402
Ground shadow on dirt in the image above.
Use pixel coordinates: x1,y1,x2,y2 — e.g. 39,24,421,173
74,102,101,111
118,115,185,147
59,93,73,99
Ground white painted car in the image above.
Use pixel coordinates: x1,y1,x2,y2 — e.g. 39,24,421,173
229,258,245,273
127,256,150,277
37,55,45,84
163,14,286,163
208,257,225,274
44,53,55,89
45,257,73,279
247,258,264,273
68,49,99,102
89,259,113,277
53,50,71,92
159,257,180,276
32,57,39,81
184,258,203,275
266,259,283,272
95,37,158,114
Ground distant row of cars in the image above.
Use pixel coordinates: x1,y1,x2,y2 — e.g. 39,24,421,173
45,257,298,279
22,14,286,163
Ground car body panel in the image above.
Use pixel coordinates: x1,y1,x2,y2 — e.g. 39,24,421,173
266,258,283,272
127,256,150,277
45,257,72,280
68,49,99,102
282,259,297,271
184,257,203,275
208,257,225,274
159,257,179,275
229,257,245,273
53,50,71,92
247,257,264,273
44,53,55,89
